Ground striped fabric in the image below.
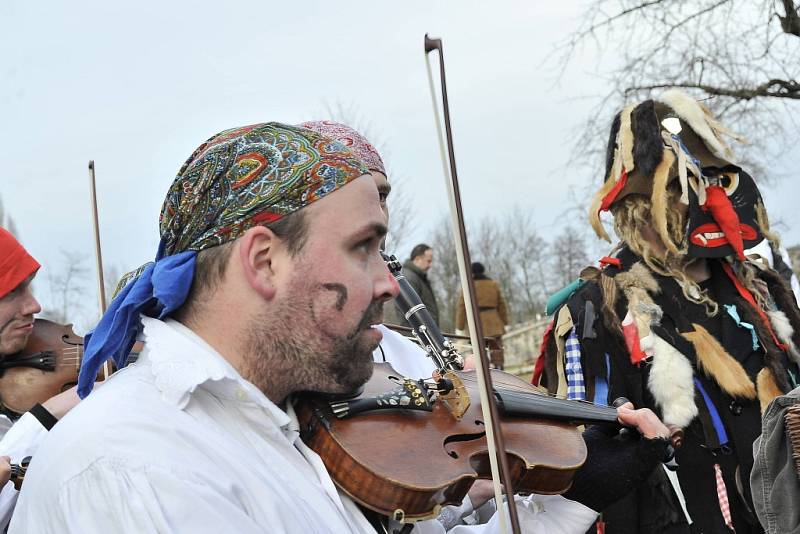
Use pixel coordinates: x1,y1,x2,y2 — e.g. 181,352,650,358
565,327,587,400
714,463,735,532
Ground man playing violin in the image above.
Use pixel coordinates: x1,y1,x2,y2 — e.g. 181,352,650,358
11,123,401,533
0,227,83,529
303,121,680,534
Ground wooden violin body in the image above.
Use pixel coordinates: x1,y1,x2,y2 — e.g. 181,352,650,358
0,319,84,417
296,362,588,522
0,318,141,417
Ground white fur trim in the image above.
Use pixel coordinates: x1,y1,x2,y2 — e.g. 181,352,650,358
768,309,794,345
648,334,698,427
659,89,732,160
767,309,800,365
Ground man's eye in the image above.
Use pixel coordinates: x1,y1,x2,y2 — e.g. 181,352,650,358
355,239,373,252
378,192,388,204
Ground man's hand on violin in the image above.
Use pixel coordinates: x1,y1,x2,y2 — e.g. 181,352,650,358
615,402,671,440
467,479,499,510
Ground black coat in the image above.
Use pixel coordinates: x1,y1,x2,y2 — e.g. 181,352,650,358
542,248,800,534
384,260,440,326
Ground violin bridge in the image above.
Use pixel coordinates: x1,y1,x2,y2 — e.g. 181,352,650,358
438,371,470,420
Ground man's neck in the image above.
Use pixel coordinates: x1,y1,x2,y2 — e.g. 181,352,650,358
177,315,291,405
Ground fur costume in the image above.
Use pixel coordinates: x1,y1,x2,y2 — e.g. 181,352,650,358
539,91,800,534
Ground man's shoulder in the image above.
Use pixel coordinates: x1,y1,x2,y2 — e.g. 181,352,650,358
31,364,203,480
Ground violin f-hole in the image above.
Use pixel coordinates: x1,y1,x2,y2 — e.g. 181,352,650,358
443,425,487,459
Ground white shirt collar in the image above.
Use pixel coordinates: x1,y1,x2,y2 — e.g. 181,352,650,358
139,316,292,430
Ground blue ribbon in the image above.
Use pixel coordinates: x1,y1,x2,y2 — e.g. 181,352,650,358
77,250,197,398
723,304,759,351
592,353,612,405
694,377,729,446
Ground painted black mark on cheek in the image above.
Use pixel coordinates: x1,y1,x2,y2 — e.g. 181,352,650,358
321,283,348,312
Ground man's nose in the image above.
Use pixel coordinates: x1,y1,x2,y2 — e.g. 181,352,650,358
374,262,400,301
22,290,41,316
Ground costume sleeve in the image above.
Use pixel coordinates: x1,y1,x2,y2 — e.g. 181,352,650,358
8,459,280,534
563,426,669,511
497,286,509,327
0,412,49,531
455,292,467,331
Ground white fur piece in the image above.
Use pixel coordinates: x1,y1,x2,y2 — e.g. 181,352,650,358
767,310,800,365
648,334,698,428
768,309,794,345
659,89,733,160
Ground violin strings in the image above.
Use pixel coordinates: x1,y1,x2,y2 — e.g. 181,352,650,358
449,374,616,413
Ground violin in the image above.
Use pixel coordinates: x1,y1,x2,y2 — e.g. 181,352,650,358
0,319,85,417
0,318,141,418
297,362,626,522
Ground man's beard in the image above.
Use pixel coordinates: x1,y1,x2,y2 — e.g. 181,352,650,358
241,294,384,401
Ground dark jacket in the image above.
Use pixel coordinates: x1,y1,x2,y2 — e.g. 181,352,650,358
539,247,800,534
384,260,439,326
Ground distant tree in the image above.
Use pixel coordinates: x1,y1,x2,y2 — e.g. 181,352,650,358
551,225,590,288
429,209,554,332
0,196,19,235
41,250,90,326
429,217,461,333
558,0,800,178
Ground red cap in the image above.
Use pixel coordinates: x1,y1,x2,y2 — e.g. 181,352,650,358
0,228,40,299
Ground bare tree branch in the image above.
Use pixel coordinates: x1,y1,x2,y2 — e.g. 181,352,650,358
778,0,800,36
554,0,800,183
626,79,800,99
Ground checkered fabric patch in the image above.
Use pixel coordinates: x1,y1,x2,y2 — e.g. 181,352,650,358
565,328,586,401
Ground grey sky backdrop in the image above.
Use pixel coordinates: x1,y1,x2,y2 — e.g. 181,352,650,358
2,0,799,325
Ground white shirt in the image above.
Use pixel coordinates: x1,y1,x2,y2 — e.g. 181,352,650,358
373,325,599,534
0,413,47,530
10,317,375,534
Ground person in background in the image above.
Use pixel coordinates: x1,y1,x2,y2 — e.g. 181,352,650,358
385,243,440,327
455,262,509,369
0,227,82,529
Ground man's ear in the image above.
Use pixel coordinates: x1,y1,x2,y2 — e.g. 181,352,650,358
238,226,278,300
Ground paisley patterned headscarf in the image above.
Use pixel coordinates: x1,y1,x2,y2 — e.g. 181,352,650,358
299,121,385,176
78,123,368,397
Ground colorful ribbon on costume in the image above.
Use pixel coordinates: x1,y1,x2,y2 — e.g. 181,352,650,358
714,463,736,532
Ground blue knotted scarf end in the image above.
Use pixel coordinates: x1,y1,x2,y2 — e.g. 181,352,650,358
77,250,197,398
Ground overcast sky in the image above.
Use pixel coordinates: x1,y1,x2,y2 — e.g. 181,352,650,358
2,0,798,327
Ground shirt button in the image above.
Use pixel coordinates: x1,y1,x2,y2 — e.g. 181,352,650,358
729,400,743,415
236,388,248,401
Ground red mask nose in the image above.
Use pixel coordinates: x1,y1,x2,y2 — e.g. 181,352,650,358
704,185,745,260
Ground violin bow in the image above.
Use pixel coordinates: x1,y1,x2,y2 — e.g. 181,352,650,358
88,160,111,380
424,35,521,534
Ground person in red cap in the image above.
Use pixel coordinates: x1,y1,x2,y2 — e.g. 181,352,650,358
0,227,83,530
0,228,41,356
